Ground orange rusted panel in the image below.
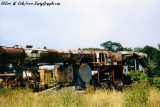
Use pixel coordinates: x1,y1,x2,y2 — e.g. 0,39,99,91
67,66,73,82
53,65,73,83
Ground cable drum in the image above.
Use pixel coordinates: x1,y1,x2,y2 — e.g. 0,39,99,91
53,65,73,83
67,65,73,82
78,64,92,83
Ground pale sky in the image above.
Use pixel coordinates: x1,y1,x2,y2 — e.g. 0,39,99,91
0,0,160,49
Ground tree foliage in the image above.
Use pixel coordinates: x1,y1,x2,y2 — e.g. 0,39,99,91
123,47,132,51
100,41,123,51
134,47,144,52
153,51,160,66
82,48,101,51
158,43,160,50
142,46,158,60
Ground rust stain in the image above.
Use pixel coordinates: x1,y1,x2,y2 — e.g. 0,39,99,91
69,74,73,82
69,68,72,73
79,63,87,70
5,48,24,55
0,46,5,55
44,49,59,53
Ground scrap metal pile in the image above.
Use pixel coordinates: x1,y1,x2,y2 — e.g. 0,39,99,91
0,45,148,91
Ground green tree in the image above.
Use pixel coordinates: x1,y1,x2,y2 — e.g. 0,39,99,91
140,45,160,75
153,51,160,66
158,43,160,50
100,41,123,51
82,48,100,51
142,46,158,60
152,51,160,75
123,47,132,51
133,47,144,52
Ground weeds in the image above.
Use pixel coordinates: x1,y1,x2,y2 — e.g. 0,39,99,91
0,87,31,95
153,77,160,89
124,81,150,107
0,82,160,107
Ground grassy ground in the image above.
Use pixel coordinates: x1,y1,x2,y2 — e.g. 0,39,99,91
0,82,160,107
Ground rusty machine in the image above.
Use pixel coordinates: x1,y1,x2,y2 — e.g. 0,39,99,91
0,45,148,90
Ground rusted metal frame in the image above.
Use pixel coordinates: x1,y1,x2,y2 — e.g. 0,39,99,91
5,78,20,88
101,51,103,64
95,50,100,85
121,64,124,83
111,65,123,85
7,80,16,85
98,51,102,86
68,50,73,63
116,64,124,84
106,50,109,63
111,66,114,87
92,50,99,86
0,73,16,76
93,50,95,72
24,71,28,78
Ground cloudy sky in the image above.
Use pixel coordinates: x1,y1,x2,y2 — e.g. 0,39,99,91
0,0,160,49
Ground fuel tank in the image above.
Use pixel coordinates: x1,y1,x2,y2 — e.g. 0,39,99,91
0,46,25,63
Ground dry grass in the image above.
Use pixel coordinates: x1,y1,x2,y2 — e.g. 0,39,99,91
84,89,124,107
0,83,160,107
146,87,160,107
